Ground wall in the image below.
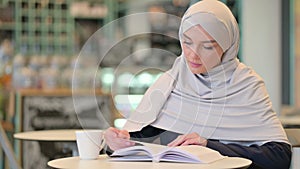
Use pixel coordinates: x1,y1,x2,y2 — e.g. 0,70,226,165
295,0,300,108
241,0,281,114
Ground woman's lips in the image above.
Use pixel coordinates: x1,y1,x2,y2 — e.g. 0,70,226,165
189,61,202,68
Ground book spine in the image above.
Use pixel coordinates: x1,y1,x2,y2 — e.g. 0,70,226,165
152,156,160,163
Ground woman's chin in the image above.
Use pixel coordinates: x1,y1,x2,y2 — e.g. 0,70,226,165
189,67,207,74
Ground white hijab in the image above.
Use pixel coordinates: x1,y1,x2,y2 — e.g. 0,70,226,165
123,0,288,142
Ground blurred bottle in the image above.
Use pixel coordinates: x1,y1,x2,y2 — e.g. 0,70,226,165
0,85,3,119
28,55,42,72
0,39,13,89
28,55,42,88
40,67,59,89
0,59,12,89
12,54,25,89
12,54,39,89
61,56,77,89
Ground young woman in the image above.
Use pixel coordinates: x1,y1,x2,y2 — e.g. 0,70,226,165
104,0,291,168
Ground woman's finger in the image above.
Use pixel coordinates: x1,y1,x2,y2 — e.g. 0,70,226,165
118,130,130,139
180,136,207,146
104,127,120,138
104,127,134,150
180,138,199,146
168,133,206,147
168,135,187,147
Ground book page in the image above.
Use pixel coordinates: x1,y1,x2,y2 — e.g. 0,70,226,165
110,141,225,164
135,141,168,155
109,155,153,162
135,142,225,163
111,146,153,157
174,145,225,163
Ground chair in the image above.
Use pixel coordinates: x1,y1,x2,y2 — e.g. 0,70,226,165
285,128,300,147
0,122,22,169
285,128,300,169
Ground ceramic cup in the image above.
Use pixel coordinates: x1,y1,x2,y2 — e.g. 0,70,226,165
76,130,105,160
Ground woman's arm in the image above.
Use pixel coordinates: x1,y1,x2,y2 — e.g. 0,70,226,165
168,132,291,169
207,140,291,169
129,125,165,142
104,127,135,155
105,125,165,155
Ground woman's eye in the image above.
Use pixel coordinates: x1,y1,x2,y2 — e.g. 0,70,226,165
183,41,192,45
203,44,214,50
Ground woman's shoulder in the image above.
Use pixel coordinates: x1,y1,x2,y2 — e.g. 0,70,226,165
233,62,264,82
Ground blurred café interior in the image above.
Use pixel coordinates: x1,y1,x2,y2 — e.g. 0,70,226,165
0,0,300,168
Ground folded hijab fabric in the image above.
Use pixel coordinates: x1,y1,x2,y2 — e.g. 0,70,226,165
123,0,288,143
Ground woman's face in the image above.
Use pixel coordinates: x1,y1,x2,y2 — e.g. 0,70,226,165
182,25,224,74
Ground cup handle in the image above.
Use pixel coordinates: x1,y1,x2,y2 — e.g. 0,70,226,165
100,134,106,150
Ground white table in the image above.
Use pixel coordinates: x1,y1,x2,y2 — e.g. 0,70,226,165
14,129,84,156
279,115,300,127
13,129,78,142
48,155,252,169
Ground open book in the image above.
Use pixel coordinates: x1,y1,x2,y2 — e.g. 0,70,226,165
109,142,225,163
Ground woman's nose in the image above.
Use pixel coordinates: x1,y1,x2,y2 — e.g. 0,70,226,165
190,48,200,59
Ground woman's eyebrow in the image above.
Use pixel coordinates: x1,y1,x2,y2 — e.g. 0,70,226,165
201,40,217,43
183,34,216,44
183,34,192,40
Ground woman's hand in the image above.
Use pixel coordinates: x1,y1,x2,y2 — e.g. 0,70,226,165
167,132,207,147
104,127,135,151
